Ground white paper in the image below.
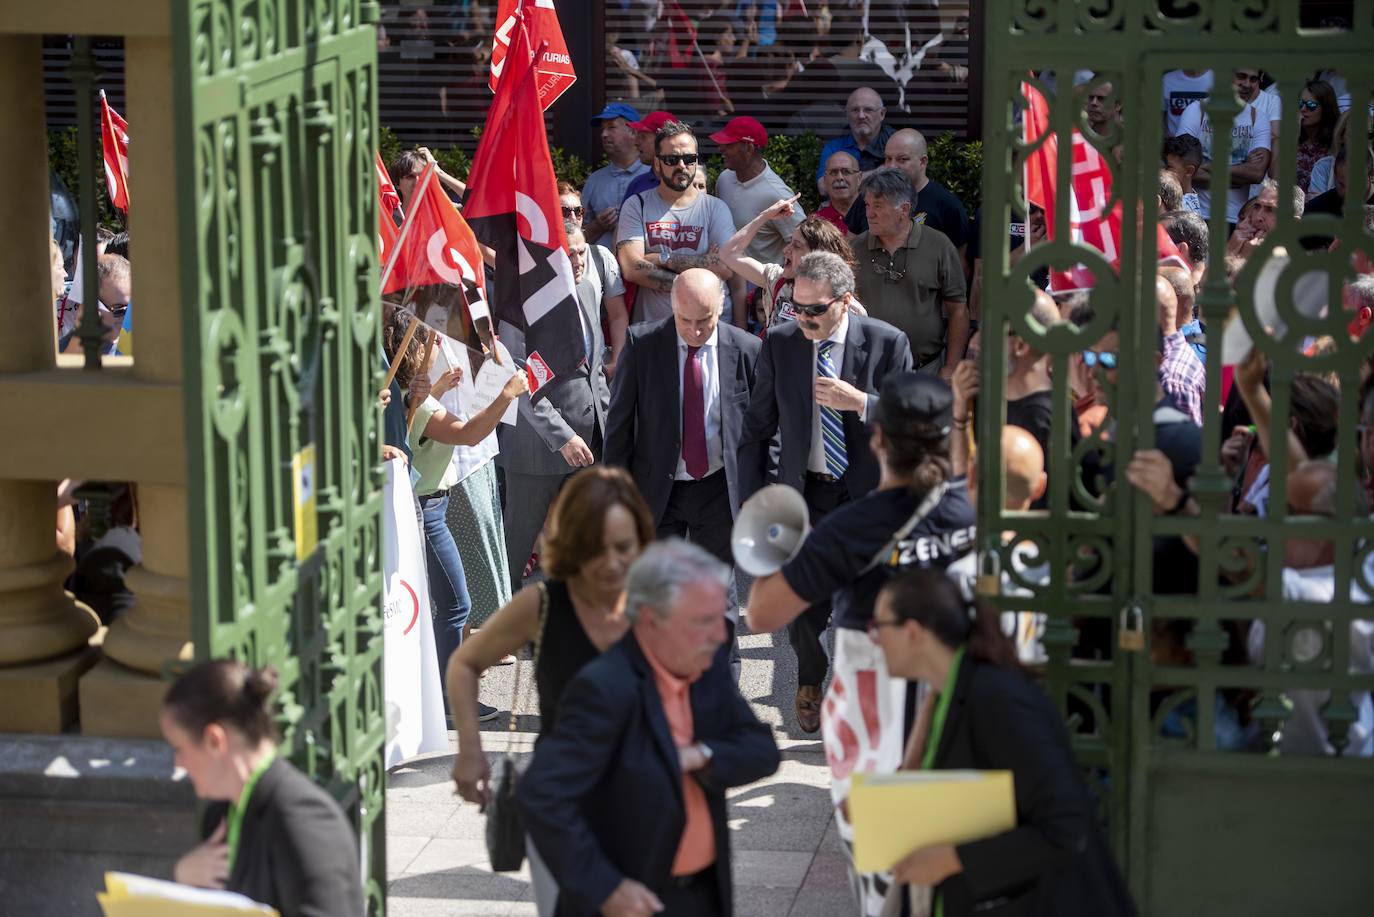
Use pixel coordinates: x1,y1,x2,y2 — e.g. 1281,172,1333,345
473,340,519,426
103,871,275,912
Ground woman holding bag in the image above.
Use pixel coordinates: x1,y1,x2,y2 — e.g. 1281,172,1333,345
447,466,655,916
868,569,1136,917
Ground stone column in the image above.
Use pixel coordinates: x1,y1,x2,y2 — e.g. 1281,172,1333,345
0,35,100,733
78,35,194,738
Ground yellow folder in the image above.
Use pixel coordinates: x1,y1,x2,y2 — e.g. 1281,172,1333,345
849,770,1016,873
98,872,279,916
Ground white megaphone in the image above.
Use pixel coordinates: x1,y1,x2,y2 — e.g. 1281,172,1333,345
732,484,811,577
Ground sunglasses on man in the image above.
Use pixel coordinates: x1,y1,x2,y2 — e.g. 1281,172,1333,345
561,205,584,218
1081,350,1118,369
657,153,700,167
791,296,839,317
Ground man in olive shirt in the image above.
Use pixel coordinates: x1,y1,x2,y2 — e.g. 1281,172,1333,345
849,168,968,379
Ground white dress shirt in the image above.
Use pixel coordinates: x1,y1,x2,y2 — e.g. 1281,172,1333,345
675,326,724,480
808,313,856,474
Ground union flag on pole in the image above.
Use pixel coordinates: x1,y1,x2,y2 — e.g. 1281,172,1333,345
382,166,489,326
99,90,130,213
466,11,585,402
376,152,402,269
489,0,576,111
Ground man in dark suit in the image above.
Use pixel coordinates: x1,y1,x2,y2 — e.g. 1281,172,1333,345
517,539,780,917
604,269,763,677
740,250,913,732
498,222,612,590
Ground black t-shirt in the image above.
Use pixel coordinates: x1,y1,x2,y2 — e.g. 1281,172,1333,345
844,178,969,244
781,481,977,630
1007,390,1054,509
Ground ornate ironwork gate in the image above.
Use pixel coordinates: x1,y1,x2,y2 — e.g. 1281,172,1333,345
978,4,1374,913
171,1,388,912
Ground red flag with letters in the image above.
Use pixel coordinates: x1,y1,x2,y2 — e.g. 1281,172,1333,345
466,12,585,402
489,0,576,111
99,90,130,213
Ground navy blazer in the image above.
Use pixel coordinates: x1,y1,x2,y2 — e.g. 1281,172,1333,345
739,315,913,501
929,661,1136,917
603,317,763,522
516,633,781,917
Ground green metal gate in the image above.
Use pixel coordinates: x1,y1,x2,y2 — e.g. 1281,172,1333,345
172,1,388,912
978,5,1374,913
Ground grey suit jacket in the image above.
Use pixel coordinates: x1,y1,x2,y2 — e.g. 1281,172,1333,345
603,318,762,523
497,279,610,476
739,315,913,501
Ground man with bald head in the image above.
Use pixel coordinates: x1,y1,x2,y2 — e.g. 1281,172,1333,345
844,128,970,251
1004,290,1061,490
815,87,894,194
605,269,763,675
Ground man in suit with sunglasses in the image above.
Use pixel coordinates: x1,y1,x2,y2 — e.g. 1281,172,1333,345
739,250,913,732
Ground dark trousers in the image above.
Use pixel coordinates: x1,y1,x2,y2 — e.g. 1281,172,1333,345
658,866,722,916
420,492,471,693
789,474,851,688
657,470,741,682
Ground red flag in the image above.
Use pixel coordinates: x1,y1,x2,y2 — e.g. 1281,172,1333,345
466,13,585,402
489,0,576,111
665,1,697,69
377,152,401,270
1021,78,1124,293
99,90,130,213
382,167,486,313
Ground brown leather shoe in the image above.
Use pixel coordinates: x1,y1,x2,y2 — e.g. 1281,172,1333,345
795,685,822,733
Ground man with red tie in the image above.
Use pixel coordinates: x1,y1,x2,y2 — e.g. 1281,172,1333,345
604,269,763,679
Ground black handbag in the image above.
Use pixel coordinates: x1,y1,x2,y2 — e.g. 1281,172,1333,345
484,582,548,872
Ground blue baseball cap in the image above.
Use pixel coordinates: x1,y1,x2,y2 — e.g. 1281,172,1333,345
590,102,641,126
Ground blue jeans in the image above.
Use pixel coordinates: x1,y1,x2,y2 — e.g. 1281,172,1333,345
420,493,471,691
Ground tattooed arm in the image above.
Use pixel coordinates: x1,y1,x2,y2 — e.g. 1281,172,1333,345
616,239,677,293
661,245,732,281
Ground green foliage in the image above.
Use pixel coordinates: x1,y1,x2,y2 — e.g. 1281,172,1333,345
759,132,826,213
377,125,404,171
926,132,983,214
47,127,123,231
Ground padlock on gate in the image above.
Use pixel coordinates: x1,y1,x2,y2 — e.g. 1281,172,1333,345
976,546,1002,598
1118,602,1146,653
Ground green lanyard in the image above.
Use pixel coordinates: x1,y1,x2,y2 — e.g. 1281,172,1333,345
226,750,276,870
919,646,964,917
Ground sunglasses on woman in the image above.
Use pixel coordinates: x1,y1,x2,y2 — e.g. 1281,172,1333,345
1082,350,1119,369
657,153,699,167
1298,99,1321,112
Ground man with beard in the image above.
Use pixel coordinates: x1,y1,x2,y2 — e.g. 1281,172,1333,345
581,103,648,247
616,121,738,325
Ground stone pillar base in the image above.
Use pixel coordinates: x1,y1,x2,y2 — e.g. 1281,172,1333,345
0,646,99,733
78,658,173,739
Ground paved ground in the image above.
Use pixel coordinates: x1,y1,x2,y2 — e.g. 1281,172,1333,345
385,616,852,916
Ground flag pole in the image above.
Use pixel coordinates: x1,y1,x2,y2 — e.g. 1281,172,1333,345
381,314,422,392
381,160,439,291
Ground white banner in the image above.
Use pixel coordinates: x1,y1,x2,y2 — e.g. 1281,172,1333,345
382,459,450,768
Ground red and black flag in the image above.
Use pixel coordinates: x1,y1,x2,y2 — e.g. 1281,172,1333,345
465,11,585,401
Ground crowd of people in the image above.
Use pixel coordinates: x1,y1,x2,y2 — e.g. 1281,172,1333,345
49,59,1374,917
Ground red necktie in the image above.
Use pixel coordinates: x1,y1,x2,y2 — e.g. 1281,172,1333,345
682,345,708,479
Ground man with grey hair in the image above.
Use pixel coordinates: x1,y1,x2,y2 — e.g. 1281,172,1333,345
518,538,779,917
850,167,968,379
740,250,913,732
844,128,970,253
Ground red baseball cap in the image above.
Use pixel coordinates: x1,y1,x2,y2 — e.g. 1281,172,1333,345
629,111,680,133
709,116,767,148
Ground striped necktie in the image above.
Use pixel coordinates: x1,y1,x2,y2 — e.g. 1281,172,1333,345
817,341,848,478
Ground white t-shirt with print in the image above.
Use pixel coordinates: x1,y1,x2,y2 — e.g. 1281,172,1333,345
1162,69,1214,137
1177,98,1271,222
617,188,737,324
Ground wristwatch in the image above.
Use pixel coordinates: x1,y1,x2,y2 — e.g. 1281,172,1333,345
696,742,714,768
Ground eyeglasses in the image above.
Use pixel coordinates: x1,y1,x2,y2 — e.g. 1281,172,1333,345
1082,350,1119,369
657,153,699,167
1298,99,1321,112
825,168,860,178
793,296,839,317
866,618,904,638
561,205,584,218
871,249,907,284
